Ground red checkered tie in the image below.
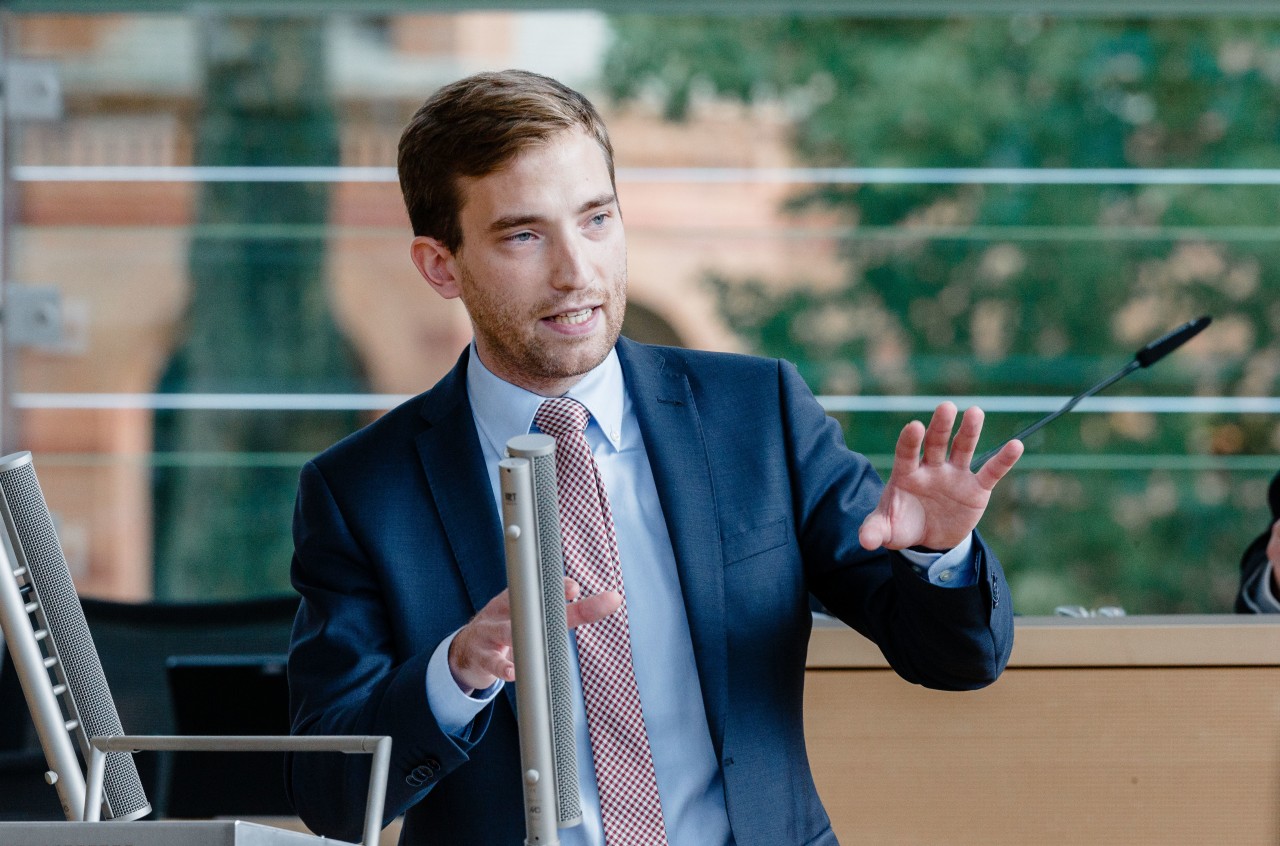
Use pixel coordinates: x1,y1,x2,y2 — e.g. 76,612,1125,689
534,397,669,846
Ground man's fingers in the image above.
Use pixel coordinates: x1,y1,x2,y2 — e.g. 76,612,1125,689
974,438,1024,491
463,618,512,659
491,654,516,683
921,401,957,465
892,420,926,475
451,579,621,689
472,647,514,684
566,589,623,629
464,638,514,682
449,616,514,691
563,576,582,603
947,406,985,468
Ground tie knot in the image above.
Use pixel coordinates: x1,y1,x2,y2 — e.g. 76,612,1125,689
535,397,590,439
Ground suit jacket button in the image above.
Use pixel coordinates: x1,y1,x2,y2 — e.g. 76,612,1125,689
406,764,434,787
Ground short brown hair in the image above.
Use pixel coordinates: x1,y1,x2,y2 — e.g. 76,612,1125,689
397,69,615,253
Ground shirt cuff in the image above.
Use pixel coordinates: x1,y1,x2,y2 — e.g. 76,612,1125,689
426,629,504,737
899,533,977,588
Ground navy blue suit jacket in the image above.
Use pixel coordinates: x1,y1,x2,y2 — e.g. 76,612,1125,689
286,338,1014,845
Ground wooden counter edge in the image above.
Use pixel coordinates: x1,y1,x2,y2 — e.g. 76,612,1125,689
807,614,1280,669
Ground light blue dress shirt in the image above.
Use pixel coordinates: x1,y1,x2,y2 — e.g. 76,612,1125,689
425,344,976,845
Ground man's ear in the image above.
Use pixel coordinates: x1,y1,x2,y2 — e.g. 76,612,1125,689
410,236,462,299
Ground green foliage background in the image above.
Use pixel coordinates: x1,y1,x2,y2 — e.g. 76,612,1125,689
604,15,1280,613
151,18,363,600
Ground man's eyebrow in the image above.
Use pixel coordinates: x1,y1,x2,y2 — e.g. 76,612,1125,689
577,193,618,214
487,212,541,233
486,193,618,234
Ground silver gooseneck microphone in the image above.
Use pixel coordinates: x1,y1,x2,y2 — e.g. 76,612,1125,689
0,451,150,821
972,315,1212,470
501,434,582,846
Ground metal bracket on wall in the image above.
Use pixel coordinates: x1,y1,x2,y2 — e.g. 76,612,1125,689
2,59,63,121
4,284,65,348
2,60,66,349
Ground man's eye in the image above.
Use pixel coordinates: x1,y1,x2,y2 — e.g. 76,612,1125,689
508,231,535,243
589,213,608,226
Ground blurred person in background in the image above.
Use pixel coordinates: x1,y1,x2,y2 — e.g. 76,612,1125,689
1237,470,1280,613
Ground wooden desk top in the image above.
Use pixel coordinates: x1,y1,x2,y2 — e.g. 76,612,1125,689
808,613,1280,669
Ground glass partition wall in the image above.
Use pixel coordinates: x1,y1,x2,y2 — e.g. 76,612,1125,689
3,7,1278,612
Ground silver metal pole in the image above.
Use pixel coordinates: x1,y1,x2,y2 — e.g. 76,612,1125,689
87,737,386,839
87,735,392,846
83,744,106,823
500,456,561,846
363,735,392,846
0,534,87,820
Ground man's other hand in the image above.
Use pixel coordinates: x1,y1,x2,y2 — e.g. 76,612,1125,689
447,577,622,694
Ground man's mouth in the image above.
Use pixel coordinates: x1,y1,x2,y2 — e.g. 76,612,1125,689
548,307,596,326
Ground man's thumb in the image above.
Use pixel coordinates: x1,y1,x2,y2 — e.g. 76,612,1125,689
858,511,889,551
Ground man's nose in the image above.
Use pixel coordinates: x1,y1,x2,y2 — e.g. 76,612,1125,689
551,236,593,290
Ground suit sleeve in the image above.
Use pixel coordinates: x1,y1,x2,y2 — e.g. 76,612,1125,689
285,460,492,842
777,359,1014,689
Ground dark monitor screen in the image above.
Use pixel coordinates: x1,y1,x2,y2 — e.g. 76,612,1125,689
163,653,292,819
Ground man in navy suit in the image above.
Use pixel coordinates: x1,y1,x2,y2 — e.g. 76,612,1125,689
286,69,1024,845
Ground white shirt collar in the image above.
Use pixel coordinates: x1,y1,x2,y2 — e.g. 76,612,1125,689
465,342,626,457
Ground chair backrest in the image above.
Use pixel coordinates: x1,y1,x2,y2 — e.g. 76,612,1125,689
0,646,33,754
0,646,65,820
78,595,299,818
163,652,292,818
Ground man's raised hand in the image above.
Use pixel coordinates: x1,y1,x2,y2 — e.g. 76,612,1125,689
857,401,1022,552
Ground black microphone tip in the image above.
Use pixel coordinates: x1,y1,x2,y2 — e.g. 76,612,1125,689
1134,315,1212,368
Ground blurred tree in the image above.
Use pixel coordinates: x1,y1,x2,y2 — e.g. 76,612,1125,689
151,17,363,600
605,16,1280,612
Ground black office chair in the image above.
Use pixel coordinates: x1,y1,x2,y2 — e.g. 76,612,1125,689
78,595,299,819
0,648,66,820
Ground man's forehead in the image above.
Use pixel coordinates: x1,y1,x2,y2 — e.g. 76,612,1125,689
455,129,614,220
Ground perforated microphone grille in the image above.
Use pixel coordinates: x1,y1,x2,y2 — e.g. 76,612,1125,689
0,457,150,820
528,450,582,825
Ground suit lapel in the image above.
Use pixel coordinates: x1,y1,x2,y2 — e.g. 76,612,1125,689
414,348,507,618
617,338,729,753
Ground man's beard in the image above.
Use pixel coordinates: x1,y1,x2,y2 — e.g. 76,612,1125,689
460,264,627,392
